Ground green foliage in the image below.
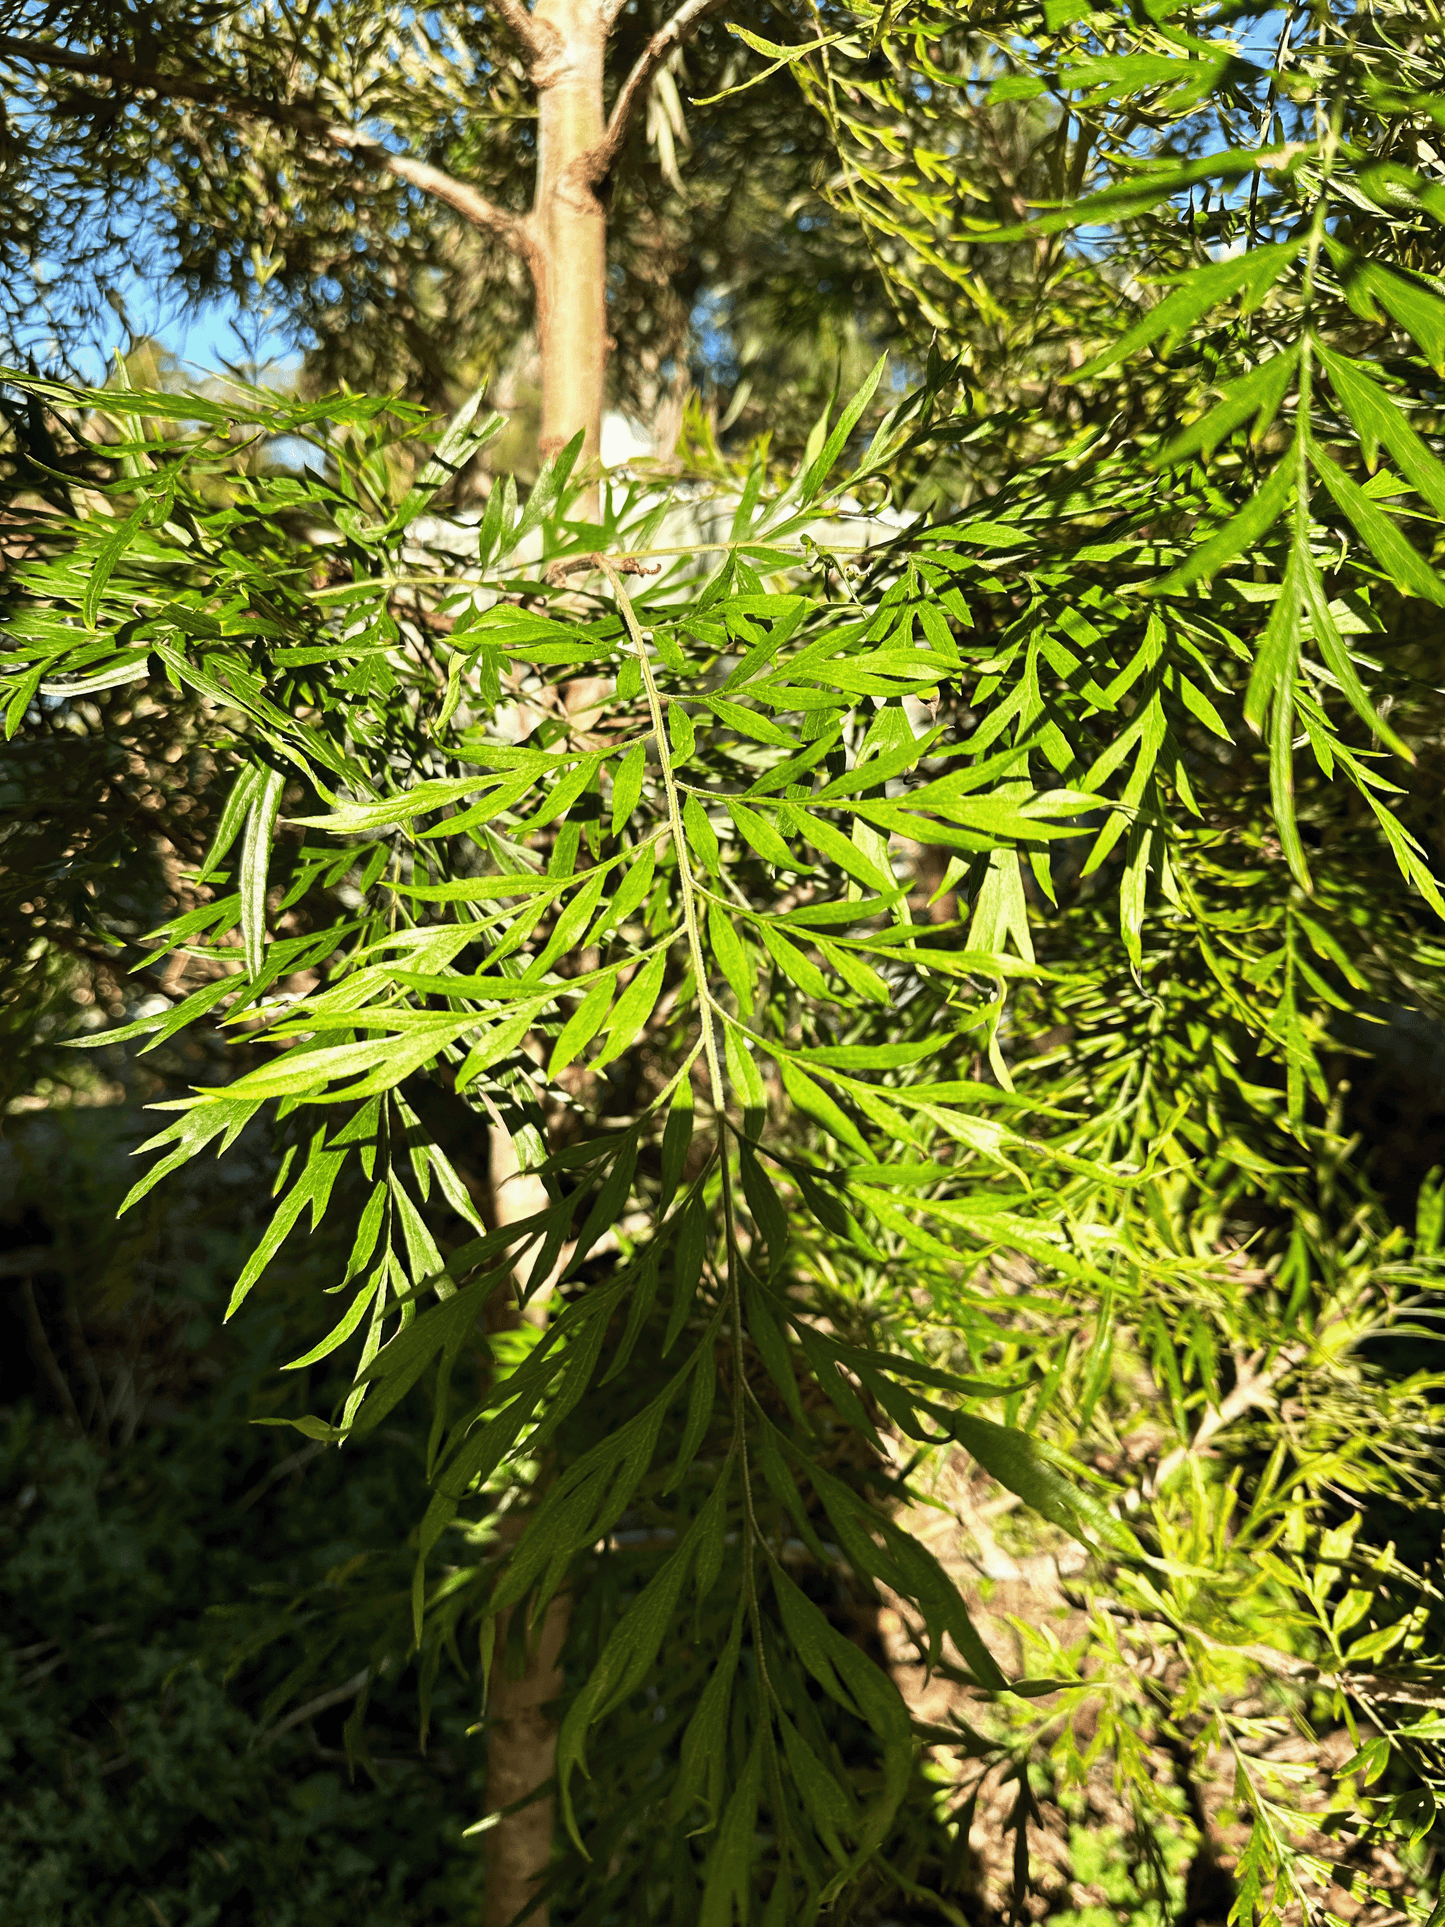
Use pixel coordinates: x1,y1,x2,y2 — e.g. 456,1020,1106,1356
0,1113,492,1927
10,2,1445,1918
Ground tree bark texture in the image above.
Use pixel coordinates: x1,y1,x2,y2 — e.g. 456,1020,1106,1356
481,9,612,1911
482,1,610,1902
482,1123,577,1927
482,1572,570,1927
529,0,610,483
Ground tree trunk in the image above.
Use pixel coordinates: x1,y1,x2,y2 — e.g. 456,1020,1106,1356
530,0,609,486
482,1522,570,1927
482,13,608,1915
482,1128,578,1927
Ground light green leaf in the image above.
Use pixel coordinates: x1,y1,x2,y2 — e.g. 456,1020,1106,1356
659,1080,693,1213
796,811,896,894
1156,346,1300,469
683,796,721,874
119,1097,263,1215
282,1274,383,1372
1076,242,1300,378
290,775,494,835
1320,346,1445,515
707,905,755,1009
588,840,657,941
63,973,234,1052
703,696,798,746
1294,537,1413,758
726,799,800,869
1156,446,1296,592
593,953,668,1069
388,387,503,531
83,506,145,629
511,430,585,549
950,1412,1131,1550
241,765,286,977
758,921,831,1001
1311,436,1445,604
778,1059,869,1156
796,355,888,504
611,743,647,835
454,1004,551,1090
196,761,264,884
38,653,152,699
225,1137,348,1317
549,972,618,1075
1340,255,1445,368
252,1414,343,1442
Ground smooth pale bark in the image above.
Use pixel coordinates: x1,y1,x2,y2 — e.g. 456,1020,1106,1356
482,1126,578,1926
530,0,610,492
482,1588,570,1927
480,10,608,1914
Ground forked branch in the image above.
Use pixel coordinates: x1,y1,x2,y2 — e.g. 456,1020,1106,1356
489,0,566,70
585,0,731,181
1146,1342,1306,1497
323,130,533,262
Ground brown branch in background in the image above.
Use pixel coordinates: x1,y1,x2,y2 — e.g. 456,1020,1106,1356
481,1554,570,1927
1184,1622,1445,1712
0,37,529,258
236,1440,326,1512
489,0,569,77
584,0,731,182
480,1117,572,1927
321,128,532,259
63,1287,108,1437
256,1668,373,1747
1147,1342,1306,1497
18,1275,85,1434
474,1018,585,1927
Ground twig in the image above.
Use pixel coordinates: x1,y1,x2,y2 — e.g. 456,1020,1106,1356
1186,1622,1445,1711
64,1288,108,1439
583,0,732,182
0,38,531,260
18,1276,85,1434
1147,1343,1306,1497
321,127,533,261
255,1668,372,1747
236,1440,325,1511
544,550,661,586
0,1245,54,1277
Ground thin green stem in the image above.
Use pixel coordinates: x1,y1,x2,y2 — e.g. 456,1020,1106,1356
594,554,725,1121
594,553,771,1674
303,536,876,603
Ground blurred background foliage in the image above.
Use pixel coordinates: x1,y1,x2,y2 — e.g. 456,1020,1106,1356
0,1105,493,1927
